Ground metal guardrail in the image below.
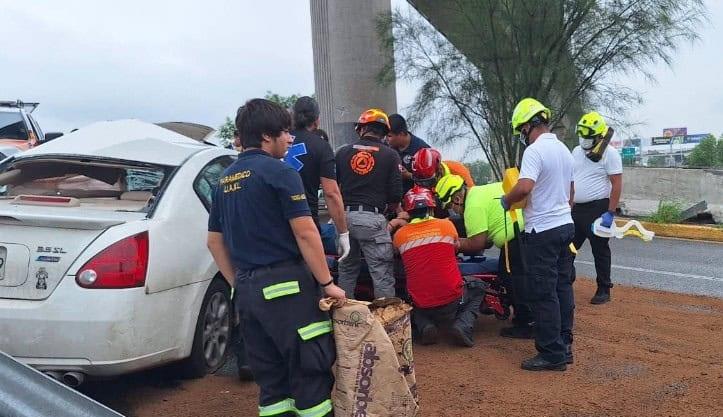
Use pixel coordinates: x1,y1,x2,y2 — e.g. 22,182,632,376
0,351,124,417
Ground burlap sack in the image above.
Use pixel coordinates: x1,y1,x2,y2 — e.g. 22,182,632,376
320,298,418,417
370,299,417,401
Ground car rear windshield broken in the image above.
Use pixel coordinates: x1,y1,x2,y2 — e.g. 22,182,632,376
0,158,169,212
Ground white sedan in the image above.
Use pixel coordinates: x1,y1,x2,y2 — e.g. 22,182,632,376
0,120,236,386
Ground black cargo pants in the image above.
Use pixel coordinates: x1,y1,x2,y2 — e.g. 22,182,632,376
522,224,575,364
236,261,335,417
498,236,534,327
413,278,485,336
572,198,613,288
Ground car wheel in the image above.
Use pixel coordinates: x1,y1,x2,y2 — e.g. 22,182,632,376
179,278,231,378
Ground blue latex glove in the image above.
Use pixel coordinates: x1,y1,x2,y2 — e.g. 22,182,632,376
500,196,510,211
601,211,614,228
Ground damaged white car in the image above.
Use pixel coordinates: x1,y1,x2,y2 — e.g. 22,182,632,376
0,120,236,385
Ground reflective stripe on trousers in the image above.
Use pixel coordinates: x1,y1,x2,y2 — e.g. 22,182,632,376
259,398,295,416
296,399,333,417
257,398,332,417
263,280,301,300
297,320,333,341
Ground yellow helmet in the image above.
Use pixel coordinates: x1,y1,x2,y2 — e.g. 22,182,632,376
435,174,465,207
355,108,391,133
576,111,608,138
511,98,551,134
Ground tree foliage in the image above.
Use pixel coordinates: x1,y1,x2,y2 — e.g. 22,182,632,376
216,91,309,144
686,134,719,168
216,116,236,145
379,0,706,179
263,91,304,110
466,160,493,185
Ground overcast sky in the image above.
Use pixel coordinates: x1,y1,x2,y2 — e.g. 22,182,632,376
2,0,721,143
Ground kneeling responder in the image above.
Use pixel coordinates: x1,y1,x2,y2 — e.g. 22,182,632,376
207,98,345,417
435,174,535,339
411,148,475,189
392,186,484,347
335,108,404,299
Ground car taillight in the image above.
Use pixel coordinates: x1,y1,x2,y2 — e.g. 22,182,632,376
76,232,149,289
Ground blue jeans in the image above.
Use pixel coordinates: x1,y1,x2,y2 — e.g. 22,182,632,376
522,224,575,363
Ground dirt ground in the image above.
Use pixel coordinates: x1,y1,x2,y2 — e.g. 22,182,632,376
85,278,723,417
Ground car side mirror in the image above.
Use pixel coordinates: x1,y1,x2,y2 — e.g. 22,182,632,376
43,132,64,142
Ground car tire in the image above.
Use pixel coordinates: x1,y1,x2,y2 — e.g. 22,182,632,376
178,278,232,378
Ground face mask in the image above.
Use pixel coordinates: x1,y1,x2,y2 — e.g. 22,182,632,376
518,126,530,147
517,135,528,148
579,137,595,150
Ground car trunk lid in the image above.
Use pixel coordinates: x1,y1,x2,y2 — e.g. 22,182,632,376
0,203,146,300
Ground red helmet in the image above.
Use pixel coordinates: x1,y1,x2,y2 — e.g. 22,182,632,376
402,185,437,212
412,148,442,187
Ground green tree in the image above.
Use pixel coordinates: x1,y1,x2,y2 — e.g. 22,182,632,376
216,91,310,144
263,91,304,110
216,117,236,145
379,1,705,179
686,135,717,167
716,134,723,167
466,160,493,185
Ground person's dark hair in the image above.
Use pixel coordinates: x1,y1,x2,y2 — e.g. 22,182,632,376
235,98,291,149
292,96,320,129
388,114,408,134
360,123,388,138
408,207,429,220
314,128,329,142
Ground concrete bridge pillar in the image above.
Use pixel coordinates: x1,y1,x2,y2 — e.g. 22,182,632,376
310,0,397,148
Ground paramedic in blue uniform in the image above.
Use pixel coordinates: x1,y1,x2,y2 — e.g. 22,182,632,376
207,98,345,417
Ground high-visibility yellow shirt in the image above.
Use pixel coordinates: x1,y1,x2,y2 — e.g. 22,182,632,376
464,182,524,248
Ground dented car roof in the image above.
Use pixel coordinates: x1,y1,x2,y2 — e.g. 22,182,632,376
19,119,210,165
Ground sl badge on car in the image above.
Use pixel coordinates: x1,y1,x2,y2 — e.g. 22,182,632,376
37,246,67,254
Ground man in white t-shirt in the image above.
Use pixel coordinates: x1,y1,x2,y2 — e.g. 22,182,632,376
502,98,576,372
572,112,623,304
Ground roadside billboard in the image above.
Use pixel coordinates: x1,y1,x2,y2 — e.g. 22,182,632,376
663,127,687,137
652,136,674,145
684,134,709,144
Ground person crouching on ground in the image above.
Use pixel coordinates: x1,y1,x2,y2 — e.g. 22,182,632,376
434,174,535,340
392,186,485,347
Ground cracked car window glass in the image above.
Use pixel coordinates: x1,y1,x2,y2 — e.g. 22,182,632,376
125,169,164,192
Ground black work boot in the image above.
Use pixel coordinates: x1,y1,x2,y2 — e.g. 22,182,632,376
565,344,574,364
419,324,439,345
521,354,567,371
450,324,474,347
499,325,535,339
590,287,611,304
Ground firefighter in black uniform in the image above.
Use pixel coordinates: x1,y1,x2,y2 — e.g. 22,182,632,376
335,108,404,299
207,98,345,417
